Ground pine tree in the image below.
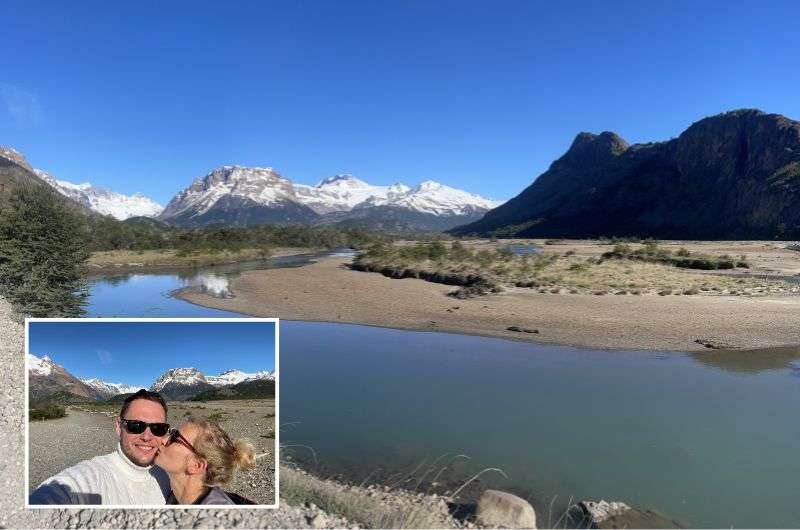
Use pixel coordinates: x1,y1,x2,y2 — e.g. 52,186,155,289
0,185,90,316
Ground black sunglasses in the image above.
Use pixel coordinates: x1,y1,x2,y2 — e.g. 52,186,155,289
119,418,170,437
166,428,199,455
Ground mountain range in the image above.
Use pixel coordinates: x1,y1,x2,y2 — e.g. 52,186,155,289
452,109,800,239
27,353,274,401
0,146,501,230
158,167,502,230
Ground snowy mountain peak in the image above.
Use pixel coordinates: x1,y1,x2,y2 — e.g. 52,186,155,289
81,377,140,398
206,369,274,387
34,169,163,220
27,353,55,376
160,165,300,221
150,367,207,392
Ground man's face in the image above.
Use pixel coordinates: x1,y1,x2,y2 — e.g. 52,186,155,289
115,399,167,467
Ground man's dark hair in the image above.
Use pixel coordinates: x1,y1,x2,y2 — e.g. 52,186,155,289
119,389,167,419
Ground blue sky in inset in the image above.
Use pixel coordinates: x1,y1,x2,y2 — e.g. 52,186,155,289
28,321,276,388
3,0,800,202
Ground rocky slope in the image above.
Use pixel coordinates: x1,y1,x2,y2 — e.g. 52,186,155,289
27,354,99,401
452,109,800,239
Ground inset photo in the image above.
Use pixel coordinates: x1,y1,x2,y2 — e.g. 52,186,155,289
25,318,278,509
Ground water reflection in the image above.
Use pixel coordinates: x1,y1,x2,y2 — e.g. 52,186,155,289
190,273,232,297
689,344,800,374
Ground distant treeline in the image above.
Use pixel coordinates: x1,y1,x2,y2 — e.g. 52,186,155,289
84,215,386,252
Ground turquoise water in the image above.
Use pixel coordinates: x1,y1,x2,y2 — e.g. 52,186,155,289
87,255,800,528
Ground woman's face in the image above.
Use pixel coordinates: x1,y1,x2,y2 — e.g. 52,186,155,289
155,422,201,474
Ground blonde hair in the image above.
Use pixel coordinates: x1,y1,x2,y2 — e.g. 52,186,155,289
189,420,256,486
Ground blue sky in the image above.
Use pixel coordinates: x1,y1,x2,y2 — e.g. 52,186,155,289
2,1,799,203
28,321,276,388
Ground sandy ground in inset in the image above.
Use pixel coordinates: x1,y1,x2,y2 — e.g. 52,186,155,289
179,254,800,352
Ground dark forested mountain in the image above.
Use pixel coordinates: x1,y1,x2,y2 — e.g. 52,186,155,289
451,109,800,239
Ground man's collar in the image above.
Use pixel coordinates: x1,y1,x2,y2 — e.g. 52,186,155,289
115,442,154,472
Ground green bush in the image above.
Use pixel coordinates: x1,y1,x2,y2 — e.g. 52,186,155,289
29,402,66,421
0,186,89,316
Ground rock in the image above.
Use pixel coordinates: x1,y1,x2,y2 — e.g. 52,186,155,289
579,500,631,523
476,489,537,528
569,500,685,529
506,326,539,334
309,513,329,528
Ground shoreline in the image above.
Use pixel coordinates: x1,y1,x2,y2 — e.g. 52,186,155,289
176,254,800,353
87,246,316,274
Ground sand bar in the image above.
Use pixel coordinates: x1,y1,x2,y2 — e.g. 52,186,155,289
177,255,800,352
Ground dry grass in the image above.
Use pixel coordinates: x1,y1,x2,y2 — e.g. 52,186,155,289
280,466,456,529
356,241,796,296
88,246,311,269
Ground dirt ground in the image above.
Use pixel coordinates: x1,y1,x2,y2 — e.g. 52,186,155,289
178,241,800,352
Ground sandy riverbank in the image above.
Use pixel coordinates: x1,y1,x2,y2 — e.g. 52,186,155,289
178,254,800,352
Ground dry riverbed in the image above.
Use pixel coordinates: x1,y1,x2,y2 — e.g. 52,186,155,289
178,239,800,352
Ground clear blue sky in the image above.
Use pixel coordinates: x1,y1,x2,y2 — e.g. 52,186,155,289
29,321,276,388
2,1,799,204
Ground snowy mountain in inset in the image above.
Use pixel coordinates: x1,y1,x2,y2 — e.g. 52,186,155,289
27,353,55,376
81,378,141,399
206,369,275,387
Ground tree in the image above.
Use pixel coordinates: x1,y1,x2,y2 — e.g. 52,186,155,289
0,185,90,316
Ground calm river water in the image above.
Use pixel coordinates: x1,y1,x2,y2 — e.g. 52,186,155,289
87,252,800,528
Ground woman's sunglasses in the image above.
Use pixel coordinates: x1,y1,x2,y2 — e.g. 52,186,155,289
166,428,199,455
119,418,170,437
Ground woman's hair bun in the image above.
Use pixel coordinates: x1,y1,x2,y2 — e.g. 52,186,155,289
234,439,256,470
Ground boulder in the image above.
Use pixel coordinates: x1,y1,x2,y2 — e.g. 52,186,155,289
568,500,684,529
475,489,537,528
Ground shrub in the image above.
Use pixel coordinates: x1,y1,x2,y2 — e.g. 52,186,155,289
29,402,66,421
0,186,89,316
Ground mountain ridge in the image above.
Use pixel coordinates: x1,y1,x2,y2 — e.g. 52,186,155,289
451,109,800,239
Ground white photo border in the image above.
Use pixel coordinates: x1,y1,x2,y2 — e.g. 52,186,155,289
24,317,280,510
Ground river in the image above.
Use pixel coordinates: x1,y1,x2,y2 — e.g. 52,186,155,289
86,251,800,528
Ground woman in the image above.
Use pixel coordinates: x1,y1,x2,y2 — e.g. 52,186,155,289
155,419,256,505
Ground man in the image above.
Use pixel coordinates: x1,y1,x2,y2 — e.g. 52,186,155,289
29,389,172,505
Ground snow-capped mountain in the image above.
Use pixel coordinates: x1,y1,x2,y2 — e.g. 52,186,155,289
150,366,274,400
34,169,163,220
357,180,501,216
160,165,502,230
150,367,214,400
27,353,55,376
27,353,100,401
80,378,141,400
151,367,208,392
159,166,318,226
206,369,275,387
294,174,411,214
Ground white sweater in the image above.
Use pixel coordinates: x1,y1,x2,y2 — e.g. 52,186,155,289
29,443,170,506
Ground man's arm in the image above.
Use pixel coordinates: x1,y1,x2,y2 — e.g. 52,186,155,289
29,474,103,505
